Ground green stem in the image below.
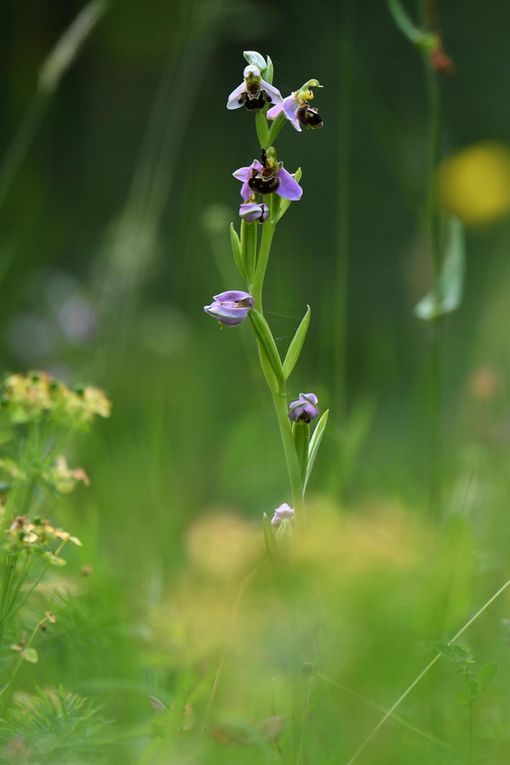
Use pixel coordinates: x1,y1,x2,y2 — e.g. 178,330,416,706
271,389,305,527
346,577,510,765
251,198,277,312
268,112,287,145
255,111,270,149
333,0,354,492
387,0,438,49
0,614,48,707
420,0,443,518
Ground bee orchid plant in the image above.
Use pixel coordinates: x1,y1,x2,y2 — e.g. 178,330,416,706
204,51,328,540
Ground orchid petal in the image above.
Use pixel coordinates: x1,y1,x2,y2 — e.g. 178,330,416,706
266,102,283,121
260,78,282,106
282,95,302,131
276,166,303,201
226,81,247,110
213,290,253,304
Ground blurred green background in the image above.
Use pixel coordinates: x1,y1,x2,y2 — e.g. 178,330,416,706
3,1,510,762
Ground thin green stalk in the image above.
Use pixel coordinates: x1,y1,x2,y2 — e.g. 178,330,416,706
200,568,257,734
268,112,287,145
468,700,474,764
334,0,354,429
5,540,67,624
0,0,109,212
420,1,443,518
0,614,48,706
317,674,452,751
271,390,304,527
251,210,276,312
345,577,510,765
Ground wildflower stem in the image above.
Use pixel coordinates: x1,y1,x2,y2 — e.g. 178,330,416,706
345,577,510,765
4,540,67,624
268,112,287,145
255,111,270,149
387,0,438,50
420,0,444,518
333,0,355,497
271,390,305,526
0,614,48,706
251,199,277,312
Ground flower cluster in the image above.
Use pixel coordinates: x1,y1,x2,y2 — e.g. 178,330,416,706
5,515,81,559
0,371,111,429
42,456,90,495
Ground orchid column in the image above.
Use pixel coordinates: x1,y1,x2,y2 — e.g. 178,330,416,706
204,52,328,532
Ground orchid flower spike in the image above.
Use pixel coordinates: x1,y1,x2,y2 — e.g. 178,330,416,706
267,79,324,132
233,148,303,202
289,392,319,423
204,290,254,327
227,64,282,112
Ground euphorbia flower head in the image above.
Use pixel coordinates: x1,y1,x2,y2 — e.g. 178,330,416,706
267,79,323,132
233,148,303,202
271,503,295,526
227,64,282,112
204,290,254,327
239,201,269,223
289,392,319,423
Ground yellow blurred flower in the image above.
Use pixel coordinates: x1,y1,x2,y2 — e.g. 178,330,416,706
438,142,510,224
185,510,262,579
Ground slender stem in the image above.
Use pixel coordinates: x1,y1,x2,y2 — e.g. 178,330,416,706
334,0,354,460
0,614,48,706
251,202,277,312
255,111,270,149
420,0,443,518
317,674,452,751
200,568,257,734
268,112,287,145
345,578,510,765
387,0,437,49
5,540,67,623
468,701,474,764
271,390,304,527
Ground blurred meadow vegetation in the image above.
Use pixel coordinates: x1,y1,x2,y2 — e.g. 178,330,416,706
2,0,510,763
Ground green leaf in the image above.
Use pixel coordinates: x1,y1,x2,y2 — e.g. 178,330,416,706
230,223,248,283
478,662,498,693
262,513,277,561
415,217,465,321
293,421,310,481
304,409,329,491
283,305,311,380
240,218,257,283
277,169,302,221
21,647,39,664
434,642,474,665
249,310,284,389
